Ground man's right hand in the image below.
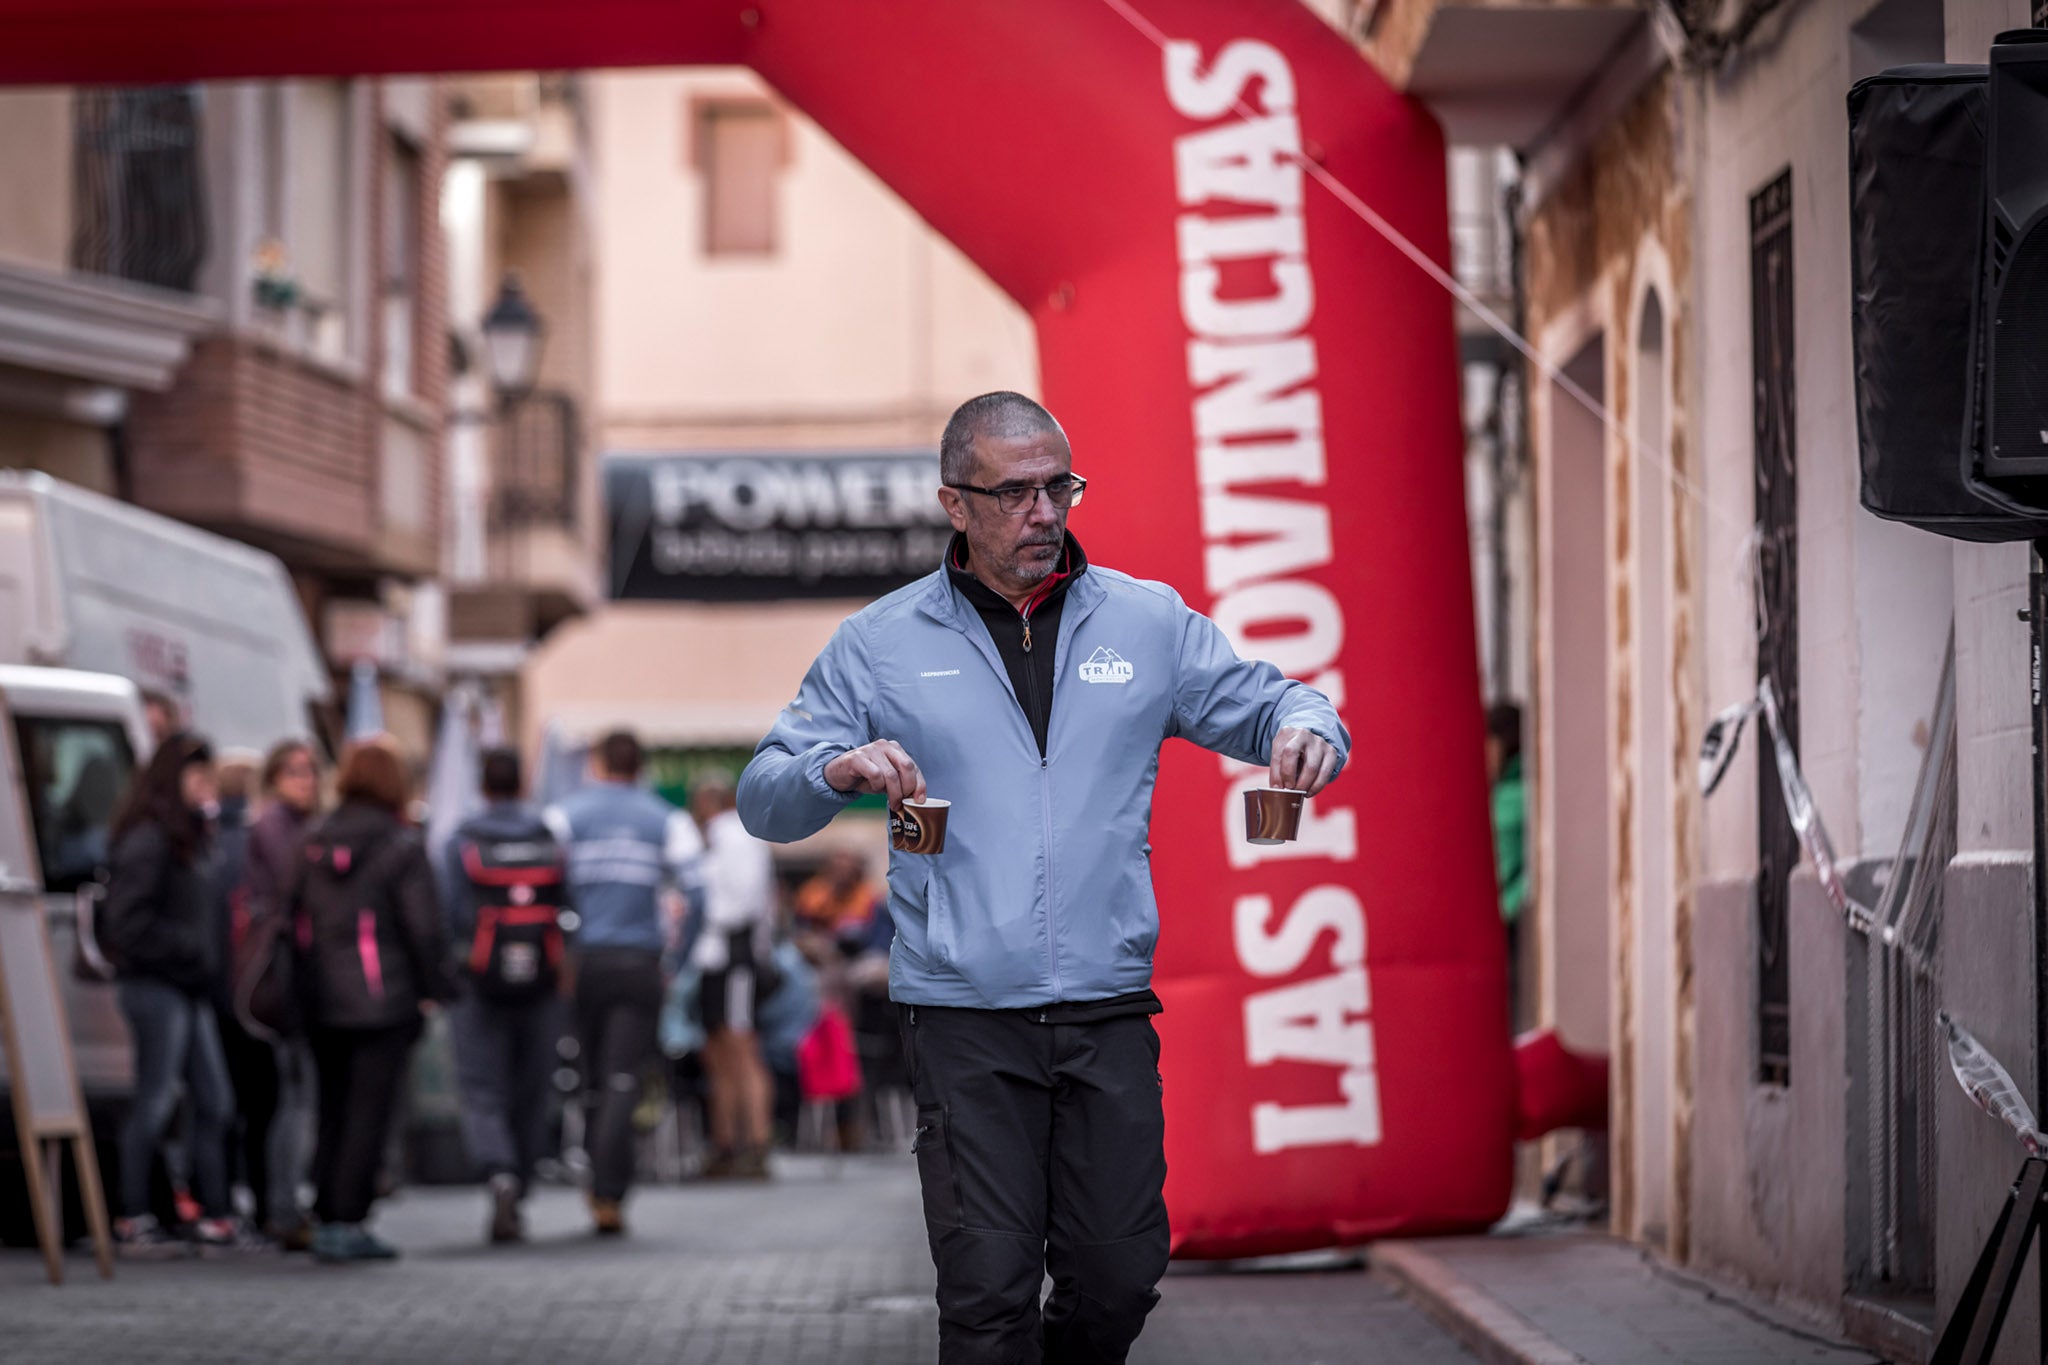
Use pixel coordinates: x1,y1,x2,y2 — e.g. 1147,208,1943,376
824,739,927,805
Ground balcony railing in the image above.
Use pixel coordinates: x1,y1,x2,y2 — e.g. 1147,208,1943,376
72,87,207,294
490,389,580,531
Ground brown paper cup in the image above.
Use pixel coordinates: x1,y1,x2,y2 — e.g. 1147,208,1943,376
891,798,950,854
1243,787,1306,845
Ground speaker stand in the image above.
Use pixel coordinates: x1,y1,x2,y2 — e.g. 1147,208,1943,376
1934,1158,2048,1364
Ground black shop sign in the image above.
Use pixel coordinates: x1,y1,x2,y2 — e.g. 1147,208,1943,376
606,451,954,601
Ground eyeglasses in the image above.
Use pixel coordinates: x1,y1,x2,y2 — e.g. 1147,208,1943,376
947,474,1088,516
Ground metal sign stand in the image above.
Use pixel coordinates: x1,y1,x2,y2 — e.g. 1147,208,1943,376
1932,1157,2048,1364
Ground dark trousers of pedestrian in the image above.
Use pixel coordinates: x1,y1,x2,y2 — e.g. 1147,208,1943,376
451,987,562,1193
215,1007,281,1226
572,948,663,1203
902,1005,1170,1365
116,978,235,1220
309,1022,418,1226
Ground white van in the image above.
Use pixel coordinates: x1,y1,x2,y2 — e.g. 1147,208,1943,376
0,667,152,1179
0,470,330,751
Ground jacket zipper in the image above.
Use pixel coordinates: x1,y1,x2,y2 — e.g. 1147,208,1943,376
1040,754,1061,999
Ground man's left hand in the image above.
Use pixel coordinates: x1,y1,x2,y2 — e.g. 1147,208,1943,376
1271,727,1340,796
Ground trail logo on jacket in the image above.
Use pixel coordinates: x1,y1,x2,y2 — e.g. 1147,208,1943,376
1079,646,1135,685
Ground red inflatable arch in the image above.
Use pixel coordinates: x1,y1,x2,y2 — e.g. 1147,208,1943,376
0,0,1511,1256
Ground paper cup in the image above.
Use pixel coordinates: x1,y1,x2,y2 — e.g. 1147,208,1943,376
891,797,951,854
1243,787,1307,845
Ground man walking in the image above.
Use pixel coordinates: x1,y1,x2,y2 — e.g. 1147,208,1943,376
441,747,569,1244
689,778,778,1178
739,392,1347,1364
545,730,702,1235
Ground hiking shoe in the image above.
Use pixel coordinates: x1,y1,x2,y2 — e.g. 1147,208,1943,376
193,1216,276,1256
312,1222,399,1263
266,1217,314,1253
115,1214,191,1260
734,1146,772,1181
589,1197,625,1237
488,1173,523,1245
699,1147,738,1181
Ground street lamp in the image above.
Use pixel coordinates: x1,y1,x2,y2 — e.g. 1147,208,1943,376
480,274,545,401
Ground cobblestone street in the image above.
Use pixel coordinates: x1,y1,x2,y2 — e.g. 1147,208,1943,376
0,1154,1480,1364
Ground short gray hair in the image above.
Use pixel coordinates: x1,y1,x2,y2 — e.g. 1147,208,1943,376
939,392,1066,485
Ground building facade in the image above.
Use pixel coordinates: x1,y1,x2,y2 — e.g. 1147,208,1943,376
0,78,457,754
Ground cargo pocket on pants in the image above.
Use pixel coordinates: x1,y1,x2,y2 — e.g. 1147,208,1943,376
912,1104,963,1229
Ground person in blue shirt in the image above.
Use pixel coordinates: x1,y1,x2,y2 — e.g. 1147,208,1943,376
544,730,702,1235
740,392,1347,1365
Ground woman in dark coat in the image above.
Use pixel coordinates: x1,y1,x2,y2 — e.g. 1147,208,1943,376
105,733,265,1256
291,737,453,1262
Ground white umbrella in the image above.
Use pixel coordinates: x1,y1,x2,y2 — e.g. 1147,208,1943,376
425,686,484,862
344,659,385,741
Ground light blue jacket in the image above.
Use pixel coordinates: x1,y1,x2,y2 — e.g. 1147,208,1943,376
738,564,1349,1009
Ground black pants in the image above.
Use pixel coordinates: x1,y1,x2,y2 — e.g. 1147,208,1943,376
216,1007,281,1227
451,989,562,1194
903,1005,1170,1365
309,1022,418,1225
572,949,663,1202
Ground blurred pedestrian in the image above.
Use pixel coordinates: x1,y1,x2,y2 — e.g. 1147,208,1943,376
544,730,702,1235
690,778,778,1179
740,392,1347,1364
1485,702,1528,1029
208,753,290,1243
104,733,266,1257
241,739,322,1246
139,688,184,747
792,849,880,934
440,746,570,1244
292,737,454,1262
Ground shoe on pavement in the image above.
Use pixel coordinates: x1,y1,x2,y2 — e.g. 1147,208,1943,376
699,1147,738,1181
267,1216,314,1253
313,1222,400,1262
114,1214,191,1260
734,1146,772,1180
488,1173,524,1244
589,1196,625,1237
193,1215,276,1255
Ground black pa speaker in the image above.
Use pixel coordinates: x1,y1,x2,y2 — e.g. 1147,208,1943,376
1849,45,2048,540
1979,30,2048,477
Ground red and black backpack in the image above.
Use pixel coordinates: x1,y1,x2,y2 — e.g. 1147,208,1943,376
458,834,569,1003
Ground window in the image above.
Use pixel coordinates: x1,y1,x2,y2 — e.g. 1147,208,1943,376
11,716,136,894
694,100,783,256
382,132,421,399
283,80,353,362
71,87,207,292
1750,169,1798,1086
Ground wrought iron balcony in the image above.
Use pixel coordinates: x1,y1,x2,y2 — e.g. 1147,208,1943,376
72,87,208,295
490,389,579,531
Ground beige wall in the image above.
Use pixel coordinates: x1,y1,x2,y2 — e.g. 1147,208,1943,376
0,90,70,272
589,67,1036,450
524,600,849,752
0,408,111,491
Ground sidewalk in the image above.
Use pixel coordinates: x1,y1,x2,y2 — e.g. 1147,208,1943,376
1371,1218,1888,1365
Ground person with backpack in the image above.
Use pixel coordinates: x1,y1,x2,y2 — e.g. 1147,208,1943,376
104,732,268,1257
439,747,569,1244
291,737,454,1262
543,729,702,1235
